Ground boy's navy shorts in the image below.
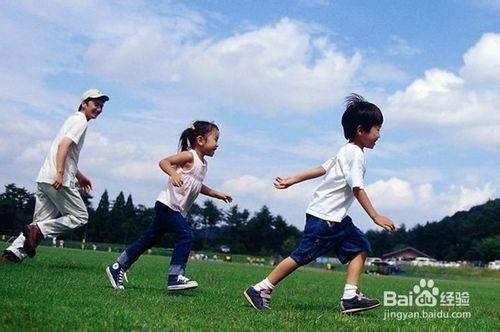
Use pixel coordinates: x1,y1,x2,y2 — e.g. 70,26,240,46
290,214,372,265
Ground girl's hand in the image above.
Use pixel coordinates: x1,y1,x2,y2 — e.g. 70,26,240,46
170,173,183,187
274,176,294,189
373,215,396,232
216,192,233,203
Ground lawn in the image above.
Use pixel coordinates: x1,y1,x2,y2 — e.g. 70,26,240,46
1,244,498,331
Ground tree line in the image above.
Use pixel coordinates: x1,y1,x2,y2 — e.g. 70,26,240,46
1,183,498,262
366,198,500,263
0,184,301,256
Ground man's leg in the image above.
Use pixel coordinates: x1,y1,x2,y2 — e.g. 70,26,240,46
35,184,88,238
3,184,58,261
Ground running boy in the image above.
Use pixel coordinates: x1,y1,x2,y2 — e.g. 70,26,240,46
1,89,109,263
244,94,395,314
106,121,232,291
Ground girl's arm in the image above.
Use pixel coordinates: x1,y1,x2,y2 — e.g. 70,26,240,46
158,151,193,187
201,184,233,203
353,187,395,231
274,166,326,189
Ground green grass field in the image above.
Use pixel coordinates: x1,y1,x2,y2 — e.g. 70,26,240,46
1,244,498,331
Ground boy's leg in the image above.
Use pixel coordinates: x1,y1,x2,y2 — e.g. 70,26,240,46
267,257,300,286
341,251,380,313
345,251,366,287
244,256,300,311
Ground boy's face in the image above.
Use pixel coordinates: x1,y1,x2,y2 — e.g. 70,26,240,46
81,98,105,121
358,125,381,149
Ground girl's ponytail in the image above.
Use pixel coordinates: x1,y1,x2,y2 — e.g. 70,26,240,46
178,121,219,152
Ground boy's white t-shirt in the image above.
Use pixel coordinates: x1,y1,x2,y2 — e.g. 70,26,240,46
305,143,365,222
36,112,88,187
157,149,207,217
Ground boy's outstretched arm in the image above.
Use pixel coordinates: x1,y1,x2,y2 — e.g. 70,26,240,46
201,184,233,203
353,187,396,231
274,166,326,189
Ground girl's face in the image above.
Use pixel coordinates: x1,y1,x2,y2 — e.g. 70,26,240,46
197,128,219,157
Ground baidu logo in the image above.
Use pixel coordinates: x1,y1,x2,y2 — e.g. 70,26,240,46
384,279,470,307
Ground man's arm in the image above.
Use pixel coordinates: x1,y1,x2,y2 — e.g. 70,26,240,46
274,166,326,189
353,187,395,231
53,137,73,190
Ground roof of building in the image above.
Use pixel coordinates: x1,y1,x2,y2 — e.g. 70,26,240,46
382,246,434,259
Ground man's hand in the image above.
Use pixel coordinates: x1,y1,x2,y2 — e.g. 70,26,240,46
52,172,63,190
77,174,93,193
373,215,396,232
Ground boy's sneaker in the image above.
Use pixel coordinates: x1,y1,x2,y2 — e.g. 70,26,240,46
167,275,198,291
340,292,380,314
244,287,272,311
106,262,126,290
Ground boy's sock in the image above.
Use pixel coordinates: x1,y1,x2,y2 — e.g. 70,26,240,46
253,278,275,291
342,284,357,299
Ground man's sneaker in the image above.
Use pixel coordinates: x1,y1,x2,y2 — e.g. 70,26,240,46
244,287,272,311
167,275,198,291
106,262,126,290
0,250,21,264
22,224,44,258
340,292,380,314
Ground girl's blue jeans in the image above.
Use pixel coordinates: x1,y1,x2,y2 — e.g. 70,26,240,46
117,201,194,276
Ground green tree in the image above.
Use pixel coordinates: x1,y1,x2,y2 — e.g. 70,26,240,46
200,200,222,249
87,190,110,242
0,184,35,234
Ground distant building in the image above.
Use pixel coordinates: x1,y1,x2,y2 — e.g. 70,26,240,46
382,246,435,261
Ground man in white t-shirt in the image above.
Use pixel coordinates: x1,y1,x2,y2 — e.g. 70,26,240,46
244,94,396,314
1,89,109,263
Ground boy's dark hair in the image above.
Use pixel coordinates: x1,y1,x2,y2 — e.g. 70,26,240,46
179,121,219,151
341,93,383,140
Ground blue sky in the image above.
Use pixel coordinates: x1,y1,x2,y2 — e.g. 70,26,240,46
0,0,498,231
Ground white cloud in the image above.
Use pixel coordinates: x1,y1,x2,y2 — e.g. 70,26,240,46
447,183,495,214
361,61,409,84
366,177,414,210
387,36,421,56
187,18,360,113
385,33,500,148
461,33,500,84
364,177,495,224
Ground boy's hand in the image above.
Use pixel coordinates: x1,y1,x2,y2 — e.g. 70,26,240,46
170,173,183,187
216,192,233,203
373,215,396,232
274,176,294,189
